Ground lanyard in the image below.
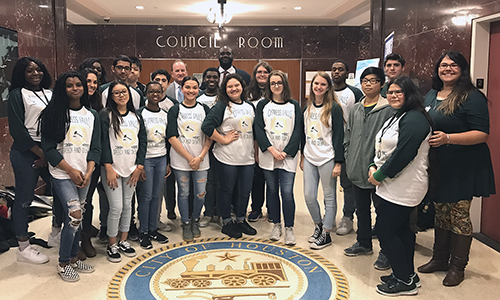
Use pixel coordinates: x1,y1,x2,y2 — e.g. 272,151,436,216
31,89,49,106
378,112,402,144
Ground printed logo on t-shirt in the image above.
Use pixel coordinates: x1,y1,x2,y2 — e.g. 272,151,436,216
120,128,138,148
239,116,252,134
181,120,200,139
149,125,165,143
271,117,287,135
307,120,321,139
68,125,87,146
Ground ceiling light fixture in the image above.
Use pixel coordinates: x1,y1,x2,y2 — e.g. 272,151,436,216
452,11,477,26
39,5,49,8
136,5,144,10
387,8,396,11
206,0,232,28
294,7,302,10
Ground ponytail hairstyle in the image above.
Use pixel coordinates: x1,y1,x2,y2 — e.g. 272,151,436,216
40,71,88,143
306,71,344,126
105,81,137,138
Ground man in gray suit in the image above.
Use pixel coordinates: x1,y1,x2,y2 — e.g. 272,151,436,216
165,60,188,101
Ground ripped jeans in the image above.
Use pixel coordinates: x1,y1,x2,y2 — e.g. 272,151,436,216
51,177,90,264
173,169,208,223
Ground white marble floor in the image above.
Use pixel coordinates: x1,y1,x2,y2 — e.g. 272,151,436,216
1,170,499,300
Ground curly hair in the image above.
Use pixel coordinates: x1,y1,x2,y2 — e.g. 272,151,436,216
10,57,52,91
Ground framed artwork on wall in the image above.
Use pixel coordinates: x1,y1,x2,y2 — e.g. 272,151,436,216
0,26,19,118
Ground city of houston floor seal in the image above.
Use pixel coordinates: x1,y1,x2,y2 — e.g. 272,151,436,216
108,237,349,300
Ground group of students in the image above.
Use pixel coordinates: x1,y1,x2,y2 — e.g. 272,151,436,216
7,51,494,297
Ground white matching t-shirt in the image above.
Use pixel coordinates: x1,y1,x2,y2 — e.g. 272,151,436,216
303,104,334,166
139,107,168,159
21,88,52,142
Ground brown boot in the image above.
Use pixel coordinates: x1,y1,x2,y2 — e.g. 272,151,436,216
443,233,472,286
418,227,451,273
81,231,97,258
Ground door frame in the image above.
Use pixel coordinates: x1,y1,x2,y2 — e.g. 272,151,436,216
470,13,500,233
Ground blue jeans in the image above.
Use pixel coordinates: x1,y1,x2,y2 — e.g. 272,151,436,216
217,160,254,223
10,146,51,240
101,167,135,237
303,158,337,231
51,177,90,264
137,155,166,233
263,169,296,227
173,169,207,223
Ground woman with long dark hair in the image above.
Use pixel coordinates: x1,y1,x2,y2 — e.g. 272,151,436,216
100,81,146,263
40,71,100,282
168,76,212,241
300,71,344,250
417,51,495,287
202,73,257,238
8,57,52,264
245,61,273,222
78,58,107,85
255,70,302,245
367,76,432,296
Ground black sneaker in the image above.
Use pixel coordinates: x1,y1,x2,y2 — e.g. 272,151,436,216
344,242,374,257
237,220,257,235
106,244,121,263
128,223,139,241
221,221,242,238
247,211,262,222
117,240,136,257
381,273,421,288
308,223,323,243
167,210,177,220
310,230,332,250
149,230,168,244
376,276,418,296
374,251,391,270
139,233,152,250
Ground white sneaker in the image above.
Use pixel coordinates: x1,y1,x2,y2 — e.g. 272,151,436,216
48,230,61,248
285,227,296,246
157,220,172,232
336,217,354,235
269,223,282,241
199,216,211,228
17,245,50,264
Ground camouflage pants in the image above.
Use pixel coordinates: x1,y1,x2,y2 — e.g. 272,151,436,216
434,200,472,236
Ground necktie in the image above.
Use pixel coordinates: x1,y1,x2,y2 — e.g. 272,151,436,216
177,86,184,102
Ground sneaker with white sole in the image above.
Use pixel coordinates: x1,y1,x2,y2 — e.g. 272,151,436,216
336,217,354,235
199,216,211,228
270,223,282,241
17,245,50,264
71,259,95,273
57,264,80,282
376,276,418,296
118,240,136,257
47,230,61,248
374,251,391,270
310,230,332,250
107,244,121,263
308,223,323,243
380,272,421,288
285,227,296,246
149,230,169,244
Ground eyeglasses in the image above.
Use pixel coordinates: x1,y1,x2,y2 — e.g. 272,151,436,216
270,81,283,87
114,65,131,71
439,63,459,70
361,78,380,84
112,90,128,96
147,90,162,94
386,90,404,96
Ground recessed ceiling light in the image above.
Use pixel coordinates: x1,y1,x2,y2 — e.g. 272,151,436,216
294,7,302,10
39,5,49,8
136,5,144,10
387,8,396,11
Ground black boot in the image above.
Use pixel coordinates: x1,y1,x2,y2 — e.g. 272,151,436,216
443,233,472,286
418,227,451,273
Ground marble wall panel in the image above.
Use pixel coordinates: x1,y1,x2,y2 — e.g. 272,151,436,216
0,0,17,30
18,32,56,80
385,0,417,37
259,26,302,59
338,26,372,71
15,0,55,40
96,25,137,58
302,26,339,59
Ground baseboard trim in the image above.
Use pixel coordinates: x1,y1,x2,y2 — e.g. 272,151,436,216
474,233,500,253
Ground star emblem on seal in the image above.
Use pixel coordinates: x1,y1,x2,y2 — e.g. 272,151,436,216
216,252,239,262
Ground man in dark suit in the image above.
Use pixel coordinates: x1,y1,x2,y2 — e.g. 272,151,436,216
218,46,251,85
